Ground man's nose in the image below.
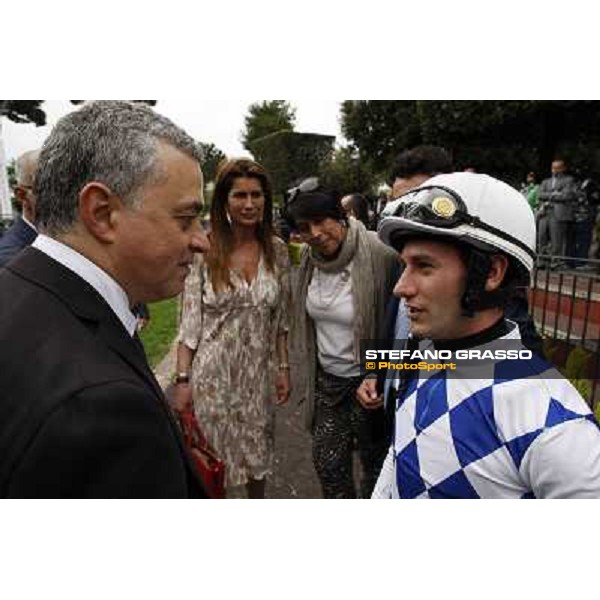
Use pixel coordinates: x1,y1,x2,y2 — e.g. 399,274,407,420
190,228,210,253
393,269,414,299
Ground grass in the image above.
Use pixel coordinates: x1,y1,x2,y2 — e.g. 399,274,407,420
139,297,179,368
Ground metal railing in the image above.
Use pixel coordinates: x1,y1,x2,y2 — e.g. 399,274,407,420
529,255,600,409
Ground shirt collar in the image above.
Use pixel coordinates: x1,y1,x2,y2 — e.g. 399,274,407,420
32,234,138,336
21,215,37,232
432,317,513,351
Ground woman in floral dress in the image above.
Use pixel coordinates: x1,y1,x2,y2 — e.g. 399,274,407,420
174,158,291,498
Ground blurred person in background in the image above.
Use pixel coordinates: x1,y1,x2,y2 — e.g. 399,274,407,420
572,175,600,268
341,193,372,229
538,159,578,262
0,149,40,268
520,171,539,212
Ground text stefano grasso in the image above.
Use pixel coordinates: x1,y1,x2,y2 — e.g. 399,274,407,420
364,349,533,361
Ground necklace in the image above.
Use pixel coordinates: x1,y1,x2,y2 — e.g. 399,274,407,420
314,267,351,309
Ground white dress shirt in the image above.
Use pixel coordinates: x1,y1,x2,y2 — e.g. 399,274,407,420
32,234,138,336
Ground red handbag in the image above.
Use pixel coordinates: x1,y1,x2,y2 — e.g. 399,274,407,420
177,408,226,499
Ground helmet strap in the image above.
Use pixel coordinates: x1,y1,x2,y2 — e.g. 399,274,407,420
460,248,493,316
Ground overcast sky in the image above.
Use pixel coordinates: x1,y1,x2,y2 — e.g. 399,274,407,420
1,100,345,161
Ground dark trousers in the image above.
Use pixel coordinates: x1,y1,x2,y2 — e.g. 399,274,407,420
549,217,576,259
573,217,595,263
312,366,390,499
549,217,566,257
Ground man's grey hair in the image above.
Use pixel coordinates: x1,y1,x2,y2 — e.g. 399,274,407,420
34,101,203,235
15,149,41,187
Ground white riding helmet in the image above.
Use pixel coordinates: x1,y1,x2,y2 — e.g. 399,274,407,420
378,172,536,273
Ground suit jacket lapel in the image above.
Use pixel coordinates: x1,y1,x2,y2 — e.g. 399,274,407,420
96,316,165,400
10,248,161,396
97,317,208,493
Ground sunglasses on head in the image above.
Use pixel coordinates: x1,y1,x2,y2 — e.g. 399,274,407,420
285,177,320,207
393,185,478,227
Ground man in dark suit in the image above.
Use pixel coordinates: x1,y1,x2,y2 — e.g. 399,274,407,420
537,158,578,261
0,101,210,498
0,149,39,267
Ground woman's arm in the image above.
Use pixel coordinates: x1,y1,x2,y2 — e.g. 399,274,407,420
172,255,204,412
172,342,195,412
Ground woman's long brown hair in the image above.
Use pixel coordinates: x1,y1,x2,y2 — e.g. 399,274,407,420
206,157,276,293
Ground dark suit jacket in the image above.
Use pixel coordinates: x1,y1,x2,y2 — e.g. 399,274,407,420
0,217,37,268
0,248,207,498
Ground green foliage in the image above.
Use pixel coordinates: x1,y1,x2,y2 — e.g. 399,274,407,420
544,341,595,405
340,100,600,183
288,242,305,266
6,159,16,189
1,100,156,128
250,130,334,192
571,378,592,400
318,146,378,196
562,346,593,403
6,159,19,214
0,100,46,126
139,298,179,368
242,101,296,153
416,101,538,144
451,145,540,187
564,346,594,379
198,141,226,183
341,101,420,176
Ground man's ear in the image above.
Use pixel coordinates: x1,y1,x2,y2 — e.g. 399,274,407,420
14,186,34,220
485,254,509,292
14,185,28,208
78,182,122,243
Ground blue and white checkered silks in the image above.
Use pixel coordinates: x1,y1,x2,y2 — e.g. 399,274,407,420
372,324,600,499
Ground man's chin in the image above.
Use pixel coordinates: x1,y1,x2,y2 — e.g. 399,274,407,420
409,325,430,340
141,285,182,305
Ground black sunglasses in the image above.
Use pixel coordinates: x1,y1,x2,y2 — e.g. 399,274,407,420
392,185,535,260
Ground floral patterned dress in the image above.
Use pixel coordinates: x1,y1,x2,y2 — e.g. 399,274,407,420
178,239,291,488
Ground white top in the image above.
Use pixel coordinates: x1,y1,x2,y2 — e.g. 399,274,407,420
32,234,137,336
306,263,361,377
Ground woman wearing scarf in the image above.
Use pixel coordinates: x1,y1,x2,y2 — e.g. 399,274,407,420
287,180,398,498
